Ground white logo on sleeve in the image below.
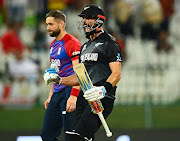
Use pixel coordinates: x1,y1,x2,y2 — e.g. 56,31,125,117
72,50,80,56
95,43,103,47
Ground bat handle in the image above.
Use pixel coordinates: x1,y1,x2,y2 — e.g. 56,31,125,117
97,111,112,137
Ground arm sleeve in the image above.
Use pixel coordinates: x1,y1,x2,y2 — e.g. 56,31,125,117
66,40,81,61
106,40,122,63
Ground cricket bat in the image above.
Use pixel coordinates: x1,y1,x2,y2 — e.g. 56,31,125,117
73,63,112,137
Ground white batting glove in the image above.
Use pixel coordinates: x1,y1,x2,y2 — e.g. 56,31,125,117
83,86,106,102
43,68,58,85
50,63,59,72
43,63,62,85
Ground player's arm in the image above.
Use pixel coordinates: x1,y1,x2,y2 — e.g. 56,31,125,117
83,62,121,102
66,59,80,112
102,41,122,92
43,61,80,86
61,74,79,86
44,84,53,109
62,39,81,86
106,61,121,87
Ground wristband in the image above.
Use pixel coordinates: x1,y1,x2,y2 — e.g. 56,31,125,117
103,82,113,93
70,88,80,97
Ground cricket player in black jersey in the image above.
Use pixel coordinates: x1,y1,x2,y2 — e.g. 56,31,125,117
45,4,122,141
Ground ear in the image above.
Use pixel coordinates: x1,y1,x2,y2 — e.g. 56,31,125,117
59,21,65,29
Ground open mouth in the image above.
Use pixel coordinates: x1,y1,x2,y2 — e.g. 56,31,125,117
84,26,91,32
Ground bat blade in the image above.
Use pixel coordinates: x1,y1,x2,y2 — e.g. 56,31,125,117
73,63,112,137
73,63,104,113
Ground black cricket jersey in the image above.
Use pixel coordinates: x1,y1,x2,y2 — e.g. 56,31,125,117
79,31,122,86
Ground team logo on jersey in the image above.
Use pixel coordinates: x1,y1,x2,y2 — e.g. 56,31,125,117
81,53,98,62
116,53,122,62
95,42,103,47
81,44,87,53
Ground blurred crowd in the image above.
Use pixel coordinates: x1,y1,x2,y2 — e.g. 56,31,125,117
0,0,179,106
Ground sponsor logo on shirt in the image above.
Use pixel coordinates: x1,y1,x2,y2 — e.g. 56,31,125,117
72,50,80,56
116,53,122,61
51,59,61,66
81,53,98,62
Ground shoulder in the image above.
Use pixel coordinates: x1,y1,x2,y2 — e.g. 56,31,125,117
80,40,91,51
64,34,81,54
104,31,121,48
64,33,81,45
104,31,117,43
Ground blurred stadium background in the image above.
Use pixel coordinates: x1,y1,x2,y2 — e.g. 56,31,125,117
0,0,180,141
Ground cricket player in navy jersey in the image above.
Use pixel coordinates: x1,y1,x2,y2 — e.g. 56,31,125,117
41,10,81,141
43,5,122,141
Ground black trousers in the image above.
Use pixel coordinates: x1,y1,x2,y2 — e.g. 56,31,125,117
74,91,115,140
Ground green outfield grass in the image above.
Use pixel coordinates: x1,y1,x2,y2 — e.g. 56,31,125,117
0,105,180,131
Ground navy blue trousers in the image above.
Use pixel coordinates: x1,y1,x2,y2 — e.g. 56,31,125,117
40,86,75,141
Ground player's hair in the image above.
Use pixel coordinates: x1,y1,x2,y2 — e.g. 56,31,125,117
46,10,66,23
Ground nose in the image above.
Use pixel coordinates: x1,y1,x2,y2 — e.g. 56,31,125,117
83,18,88,24
83,18,87,22
47,25,50,30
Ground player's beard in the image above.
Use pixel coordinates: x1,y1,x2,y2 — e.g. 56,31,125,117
49,28,61,37
84,23,97,39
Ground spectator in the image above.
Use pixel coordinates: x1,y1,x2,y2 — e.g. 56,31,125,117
1,22,25,55
140,0,163,40
114,0,134,38
7,49,40,83
156,0,174,53
6,0,28,28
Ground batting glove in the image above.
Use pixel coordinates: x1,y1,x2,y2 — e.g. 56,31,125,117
50,63,59,72
43,68,62,85
83,86,106,102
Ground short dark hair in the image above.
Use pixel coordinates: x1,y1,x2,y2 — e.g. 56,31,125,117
46,10,66,22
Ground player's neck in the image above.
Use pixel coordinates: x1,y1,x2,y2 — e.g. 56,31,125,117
90,27,104,40
90,30,104,40
56,29,66,41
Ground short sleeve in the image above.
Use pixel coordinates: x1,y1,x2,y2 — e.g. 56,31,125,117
66,40,81,61
107,40,122,63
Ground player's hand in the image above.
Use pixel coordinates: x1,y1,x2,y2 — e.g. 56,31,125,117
44,97,51,109
43,68,61,85
66,95,77,112
84,86,106,102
